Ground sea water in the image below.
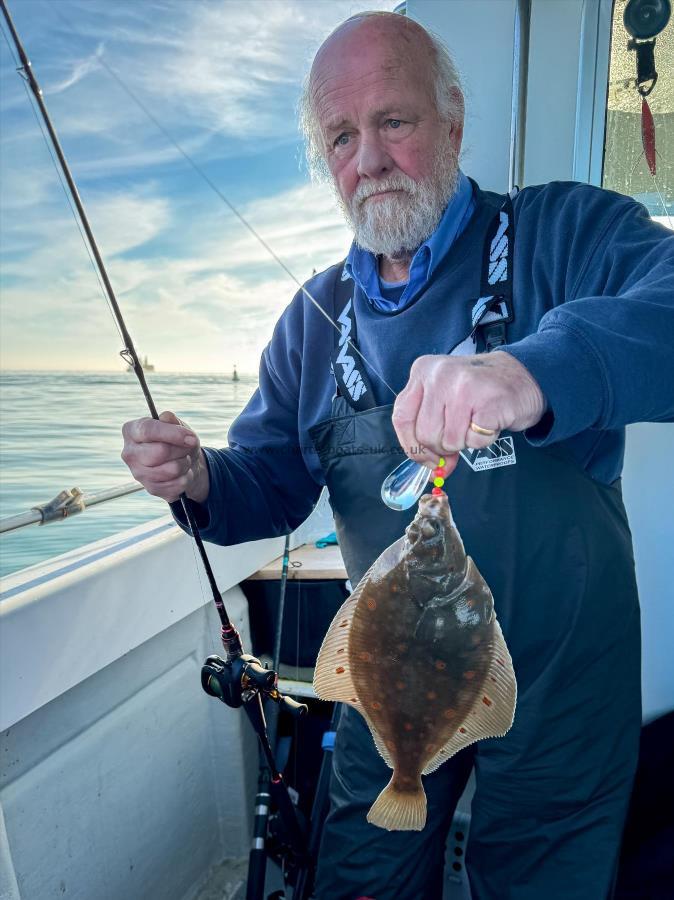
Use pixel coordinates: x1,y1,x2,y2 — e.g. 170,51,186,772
0,371,258,578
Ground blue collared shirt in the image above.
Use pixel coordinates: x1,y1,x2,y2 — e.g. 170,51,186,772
344,169,476,312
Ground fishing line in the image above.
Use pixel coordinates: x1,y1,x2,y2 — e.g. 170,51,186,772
651,175,673,229
47,2,398,401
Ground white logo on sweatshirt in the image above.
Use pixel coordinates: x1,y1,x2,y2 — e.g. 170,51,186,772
336,299,367,402
488,210,509,286
460,436,517,471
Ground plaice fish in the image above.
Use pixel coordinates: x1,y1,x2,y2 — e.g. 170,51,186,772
314,492,517,831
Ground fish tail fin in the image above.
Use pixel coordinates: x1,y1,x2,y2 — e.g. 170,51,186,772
366,776,426,832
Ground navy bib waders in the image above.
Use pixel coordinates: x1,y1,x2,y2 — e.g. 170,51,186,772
308,196,642,900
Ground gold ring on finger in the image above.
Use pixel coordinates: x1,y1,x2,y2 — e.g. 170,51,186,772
469,421,497,437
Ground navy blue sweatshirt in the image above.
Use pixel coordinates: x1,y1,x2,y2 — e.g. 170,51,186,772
172,181,674,545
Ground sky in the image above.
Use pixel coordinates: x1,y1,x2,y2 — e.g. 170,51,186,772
0,0,396,373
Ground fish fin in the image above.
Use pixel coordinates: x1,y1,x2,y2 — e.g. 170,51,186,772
367,775,427,831
361,710,394,769
422,617,517,775
312,566,373,703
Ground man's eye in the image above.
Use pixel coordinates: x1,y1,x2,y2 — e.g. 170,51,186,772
334,133,350,147
387,119,402,129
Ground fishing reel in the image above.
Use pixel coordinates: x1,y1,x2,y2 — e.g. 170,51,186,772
624,0,671,96
201,653,307,717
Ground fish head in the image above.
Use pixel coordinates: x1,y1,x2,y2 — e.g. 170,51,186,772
403,493,466,595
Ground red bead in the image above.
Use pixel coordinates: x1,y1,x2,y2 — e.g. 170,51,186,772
432,487,444,495
433,467,444,478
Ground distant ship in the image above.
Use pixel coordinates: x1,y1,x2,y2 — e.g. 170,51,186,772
127,355,155,373
232,365,239,382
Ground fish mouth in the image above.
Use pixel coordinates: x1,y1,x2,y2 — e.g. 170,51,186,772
417,492,451,522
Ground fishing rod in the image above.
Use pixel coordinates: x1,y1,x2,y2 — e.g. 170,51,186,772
0,7,310,894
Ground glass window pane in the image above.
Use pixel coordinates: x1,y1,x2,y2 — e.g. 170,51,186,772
603,0,673,228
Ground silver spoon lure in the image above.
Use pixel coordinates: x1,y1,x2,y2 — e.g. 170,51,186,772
381,457,442,511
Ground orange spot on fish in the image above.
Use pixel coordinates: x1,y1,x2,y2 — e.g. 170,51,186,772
395,681,406,691
371,701,382,711
435,660,447,671
339,620,348,628
459,727,467,734
482,696,492,706
366,598,377,610
350,697,358,703
426,690,437,701
443,708,456,719
463,670,475,680
335,666,345,674
337,647,345,654
358,651,373,663
403,723,413,732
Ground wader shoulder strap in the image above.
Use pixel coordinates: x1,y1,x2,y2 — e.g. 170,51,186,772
330,265,377,411
452,190,518,357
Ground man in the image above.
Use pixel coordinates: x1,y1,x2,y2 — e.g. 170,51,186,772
121,11,674,900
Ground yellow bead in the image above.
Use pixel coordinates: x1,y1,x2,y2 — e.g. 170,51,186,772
438,457,445,467
433,476,445,488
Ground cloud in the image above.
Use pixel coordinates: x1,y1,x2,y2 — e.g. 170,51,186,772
1,0,398,373
0,175,353,372
49,44,105,95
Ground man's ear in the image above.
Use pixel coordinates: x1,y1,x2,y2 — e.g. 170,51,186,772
448,87,465,152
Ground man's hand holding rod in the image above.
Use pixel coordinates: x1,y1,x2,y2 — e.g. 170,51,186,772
121,411,210,504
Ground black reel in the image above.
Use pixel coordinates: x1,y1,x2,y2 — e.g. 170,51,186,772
202,654,308,716
202,653,275,708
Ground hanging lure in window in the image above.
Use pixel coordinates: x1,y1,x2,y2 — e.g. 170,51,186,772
624,0,671,176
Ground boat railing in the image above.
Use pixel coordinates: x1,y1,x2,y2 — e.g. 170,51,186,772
0,481,144,534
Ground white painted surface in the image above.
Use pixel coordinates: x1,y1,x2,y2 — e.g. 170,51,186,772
0,516,284,731
622,424,674,722
410,0,517,193
1,592,257,900
524,0,585,185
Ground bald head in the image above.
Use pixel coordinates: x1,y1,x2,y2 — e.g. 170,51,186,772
300,12,463,180
311,13,439,99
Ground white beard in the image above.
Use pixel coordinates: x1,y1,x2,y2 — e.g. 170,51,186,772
337,138,460,259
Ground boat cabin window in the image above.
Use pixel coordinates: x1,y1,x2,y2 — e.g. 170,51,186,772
602,0,673,228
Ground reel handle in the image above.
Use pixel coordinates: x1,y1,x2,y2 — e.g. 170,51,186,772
244,657,277,690
279,694,309,718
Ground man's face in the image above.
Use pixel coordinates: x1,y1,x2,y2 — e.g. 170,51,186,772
310,21,464,258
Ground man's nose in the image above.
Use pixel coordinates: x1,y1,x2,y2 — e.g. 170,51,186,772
356,132,394,179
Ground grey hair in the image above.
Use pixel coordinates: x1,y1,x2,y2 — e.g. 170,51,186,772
298,11,463,181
